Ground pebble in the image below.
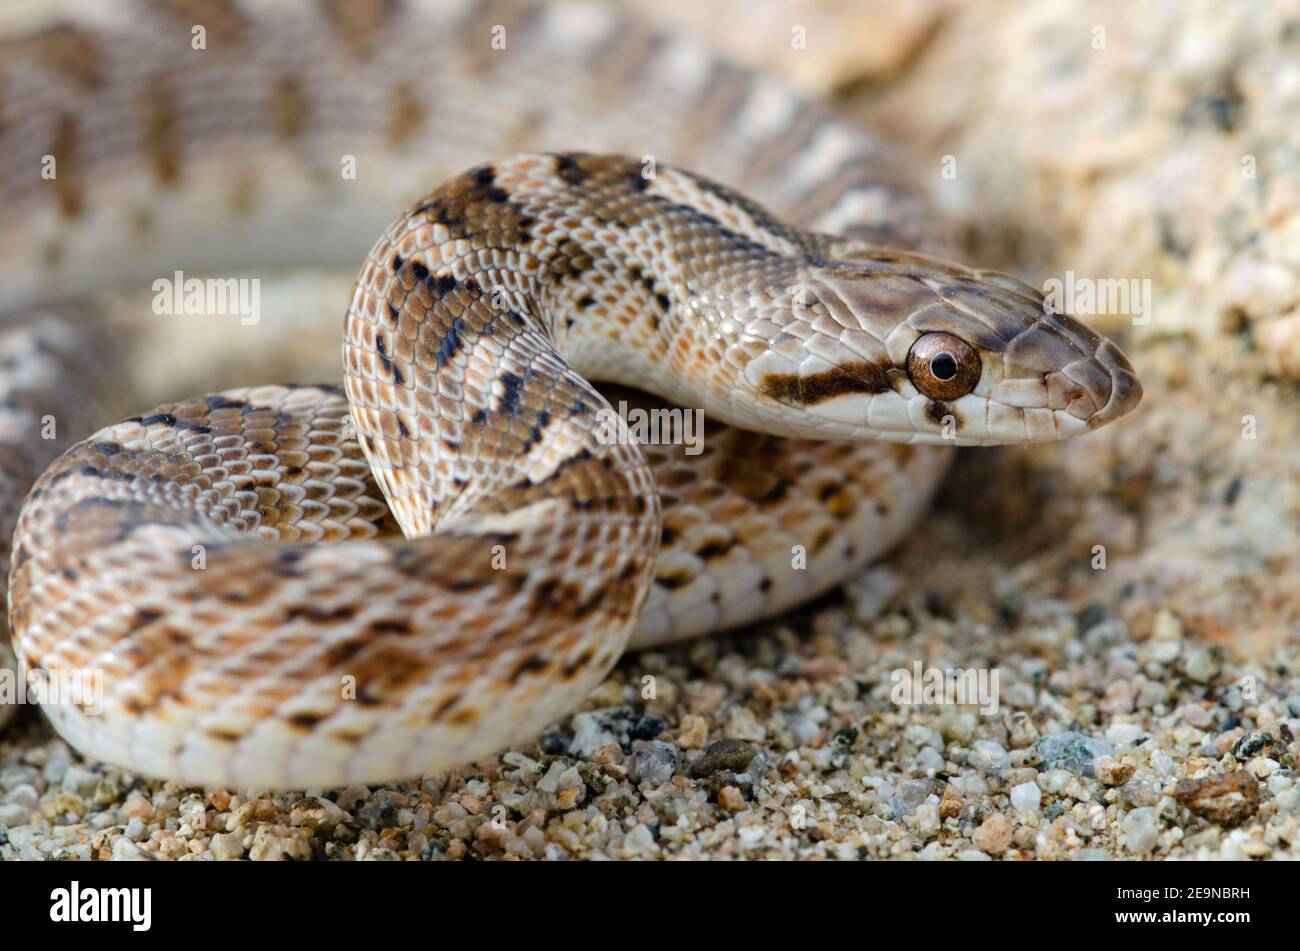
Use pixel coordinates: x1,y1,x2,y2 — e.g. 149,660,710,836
786,713,821,746
723,706,766,742
1172,771,1261,827
121,795,153,820
1096,757,1136,786
848,568,901,622
1183,647,1224,684
0,804,30,827
1010,782,1041,814
568,708,628,757
111,837,151,861
1121,807,1160,855
210,831,245,860
1151,609,1184,641
1035,731,1114,777
717,785,746,812
971,813,1012,854
677,715,709,749
629,741,678,786
971,740,1009,770
1149,640,1182,664
4,784,38,810
1181,704,1213,728
1006,712,1039,749
249,825,312,861
691,739,756,776
913,802,941,836
60,767,99,798
622,823,659,856
890,779,935,818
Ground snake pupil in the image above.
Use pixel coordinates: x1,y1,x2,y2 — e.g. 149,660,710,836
931,353,958,380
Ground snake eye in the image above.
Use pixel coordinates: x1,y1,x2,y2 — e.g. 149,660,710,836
907,332,980,400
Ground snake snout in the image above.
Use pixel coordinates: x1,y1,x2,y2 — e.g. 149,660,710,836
1085,337,1143,428
1032,328,1142,437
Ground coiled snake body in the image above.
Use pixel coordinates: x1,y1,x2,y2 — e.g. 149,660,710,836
0,0,1140,787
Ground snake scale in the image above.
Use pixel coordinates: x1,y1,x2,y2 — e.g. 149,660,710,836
0,0,1141,788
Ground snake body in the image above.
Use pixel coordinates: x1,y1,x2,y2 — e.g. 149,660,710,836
1,0,1140,788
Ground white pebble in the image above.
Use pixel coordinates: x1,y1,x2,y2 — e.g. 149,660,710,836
1010,782,1042,814
971,740,1009,770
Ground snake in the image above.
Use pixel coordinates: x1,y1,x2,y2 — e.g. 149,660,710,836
0,0,1141,789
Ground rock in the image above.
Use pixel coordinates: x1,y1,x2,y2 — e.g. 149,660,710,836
1106,723,1144,747
0,804,29,827
629,741,678,786
717,785,746,812
629,714,669,741
1100,680,1135,715
971,813,1013,854
1172,771,1261,827
1183,646,1224,684
1010,781,1041,814
935,712,974,744
1096,756,1136,786
723,705,766,741
1151,609,1184,641
1121,807,1159,855
691,739,756,776
915,747,945,773
1006,712,1039,749
121,794,154,820
289,796,347,830
890,779,935,818
3,784,38,810
1181,704,1213,728
848,568,901,622
210,831,245,860
356,792,400,830
914,802,941,836
60,766,100,798
1073,848,1113,861
971,740,1009,770
786,713,821,746
622,823,659,856
677,714,709,750
111,837,152,861
1231,724,1293,761
939,784,963,819
249,824,312,861
1035,731,1114,777
568,707,632,757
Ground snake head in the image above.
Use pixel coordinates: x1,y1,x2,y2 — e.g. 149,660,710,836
747,247,1142,447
